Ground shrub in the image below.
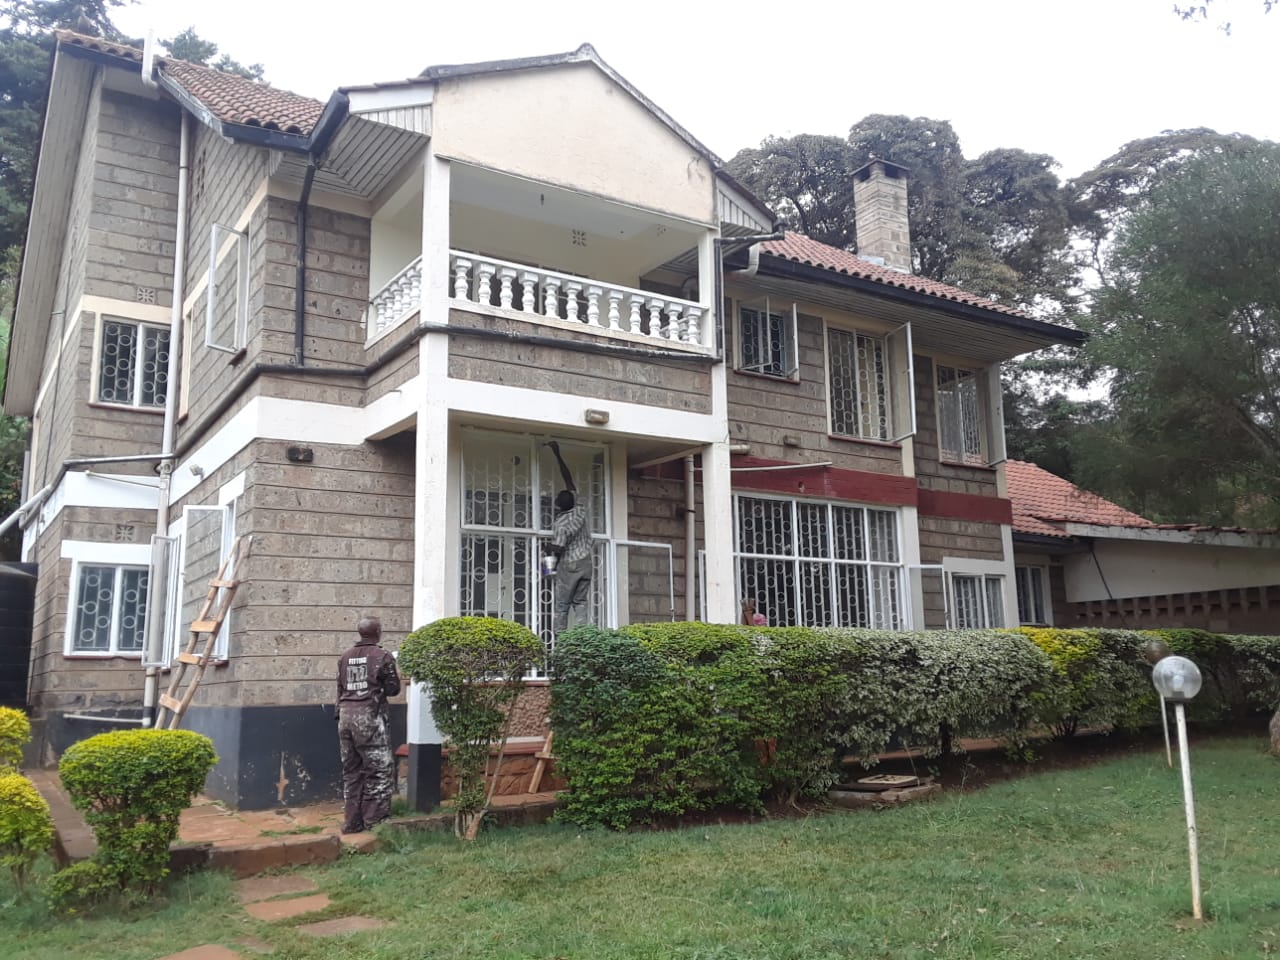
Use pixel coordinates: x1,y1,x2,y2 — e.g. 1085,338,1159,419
1019,628,1152,736
0,772,54,893
0,706,31,772
399,616,543,839
1148,629,1280,722
55,728,216,903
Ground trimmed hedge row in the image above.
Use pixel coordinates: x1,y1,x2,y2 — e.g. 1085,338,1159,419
549,623,1280,828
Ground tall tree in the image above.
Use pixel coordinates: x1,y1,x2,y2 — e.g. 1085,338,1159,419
161,26,264,82
1080,142,1280,526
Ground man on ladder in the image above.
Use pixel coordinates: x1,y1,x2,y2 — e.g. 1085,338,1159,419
336,616,401,833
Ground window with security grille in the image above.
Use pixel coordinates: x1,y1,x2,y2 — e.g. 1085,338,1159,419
1015,565,1050,625
735,495,904,629
936,364,984,464
97,317,170,407
459,431,609,676
69,564,149,655
739,303,796,378
828,327,890,440
951,573,1005,629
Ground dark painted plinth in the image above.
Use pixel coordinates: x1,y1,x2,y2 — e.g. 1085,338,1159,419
406,742,442,813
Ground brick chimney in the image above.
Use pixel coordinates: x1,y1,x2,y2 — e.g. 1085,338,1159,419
853,159,911,273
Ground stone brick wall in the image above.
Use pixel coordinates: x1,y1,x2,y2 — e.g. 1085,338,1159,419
724,304,903,475
918,515,1006,628
448,310,713,414
912,354,999,497
627,471,695,621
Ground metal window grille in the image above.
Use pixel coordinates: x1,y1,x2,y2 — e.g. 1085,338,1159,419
936,364,983,464
1015,566,1047,624
460,431,610,677
951,573,1005,628
828,328,889,440
72,564,149,654
98,318,169,407
734,495,904,629
740,307,792,377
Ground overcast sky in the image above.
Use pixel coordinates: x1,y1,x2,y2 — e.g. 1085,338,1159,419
115,0,1276,180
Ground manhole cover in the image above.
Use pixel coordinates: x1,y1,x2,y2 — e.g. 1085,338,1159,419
850,774,921,792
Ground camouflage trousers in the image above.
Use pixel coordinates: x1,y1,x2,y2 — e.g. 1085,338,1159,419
337,706,394,832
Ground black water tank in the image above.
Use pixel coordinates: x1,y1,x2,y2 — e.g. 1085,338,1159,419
0,563,37,709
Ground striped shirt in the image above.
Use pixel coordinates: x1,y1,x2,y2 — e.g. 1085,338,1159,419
552,503,592,563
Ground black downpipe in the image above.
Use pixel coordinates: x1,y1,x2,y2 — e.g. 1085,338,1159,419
290,94,350,368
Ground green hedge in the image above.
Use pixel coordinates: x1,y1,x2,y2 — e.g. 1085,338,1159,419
0,707,31,772
550,623,1280,829
52,728,217,906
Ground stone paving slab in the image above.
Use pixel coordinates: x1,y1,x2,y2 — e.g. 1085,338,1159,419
234,875,318,904
156,947,245,960
208,834,342,878
243,893,332,922
297,916,389,938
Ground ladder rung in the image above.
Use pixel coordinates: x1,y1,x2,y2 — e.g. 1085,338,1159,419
159,693,183,711
190,620,221,634
209,579,239,588
176,652,204,665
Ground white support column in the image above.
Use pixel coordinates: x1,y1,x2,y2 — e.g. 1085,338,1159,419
408,148,451,812
696,229,716,349
900,505,925,630
700,439,737,623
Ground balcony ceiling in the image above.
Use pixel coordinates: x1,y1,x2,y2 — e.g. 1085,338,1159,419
272,115,428,201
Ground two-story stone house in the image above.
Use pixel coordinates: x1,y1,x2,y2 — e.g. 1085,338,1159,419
3,31,1082,807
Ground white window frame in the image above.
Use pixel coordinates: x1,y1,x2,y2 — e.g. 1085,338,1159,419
206,222,249,353
62,541,153,658
934,360,1006,467
1015,564,1053,626
733,493,909,630
166,500,237,663
736,297,799,380
942,557,1011,629
94,315,171,409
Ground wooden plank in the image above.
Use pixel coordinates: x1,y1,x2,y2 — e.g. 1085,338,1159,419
190,619,221,634
159,693,183,711
176,652,204,665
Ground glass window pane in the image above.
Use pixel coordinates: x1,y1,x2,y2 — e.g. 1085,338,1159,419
741,308,789,376
952,574,982,629
463,434,534,529
855,334,889,440
73,565,115,651
737,497,793,557
828,329,858,436
1030,567,1045,624
984,577,1005,628
959,374,983,462
796,503,829,558
738,556,795,628
98,320,137,404
117,568,149,651
140,325,171,407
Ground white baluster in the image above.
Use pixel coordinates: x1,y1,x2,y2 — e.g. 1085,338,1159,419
543,277,561,320
665,303,682,341
586,286,603,327
452,258,472,300
476,262,495,306
498,268,517,310
628,294,645,334
388,277,404,322
564,282,582,322
606,290,623,330
685,307,702,345
647,299,664,338
519,271,538,313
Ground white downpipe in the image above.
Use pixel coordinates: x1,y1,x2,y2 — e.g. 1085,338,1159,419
684,456,695,621
144,111,190,725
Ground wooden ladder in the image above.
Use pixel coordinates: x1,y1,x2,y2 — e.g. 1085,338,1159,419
155,535,252,730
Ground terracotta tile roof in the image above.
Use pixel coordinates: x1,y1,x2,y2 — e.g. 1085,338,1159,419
159,59,324,134
55,30,324,136
759,232,1032,320
1006,459,1153,538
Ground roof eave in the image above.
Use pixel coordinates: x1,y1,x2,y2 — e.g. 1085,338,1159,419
1062,522,1280,549
755,255,1087,351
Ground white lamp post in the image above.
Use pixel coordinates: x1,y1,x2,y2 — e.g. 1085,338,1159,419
1144,639,1174,767
1151,655,1204,920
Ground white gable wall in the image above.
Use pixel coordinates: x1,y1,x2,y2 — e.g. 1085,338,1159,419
431,62,716,225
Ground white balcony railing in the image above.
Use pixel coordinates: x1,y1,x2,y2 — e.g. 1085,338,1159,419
450,252,706,348
366,255,423,339
365,251,709,349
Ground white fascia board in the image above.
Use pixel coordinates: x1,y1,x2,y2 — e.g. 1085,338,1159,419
345,84,435,114
27,472,162,550
61,539,152,565
1063,522,1280,550
443,376,726,444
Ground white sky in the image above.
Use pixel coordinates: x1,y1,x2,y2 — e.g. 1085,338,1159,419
115,0,1277,180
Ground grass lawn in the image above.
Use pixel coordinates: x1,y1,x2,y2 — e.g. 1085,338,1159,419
6,735,1279,960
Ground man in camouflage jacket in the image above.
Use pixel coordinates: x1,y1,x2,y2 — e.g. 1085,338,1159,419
336,616,401,833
